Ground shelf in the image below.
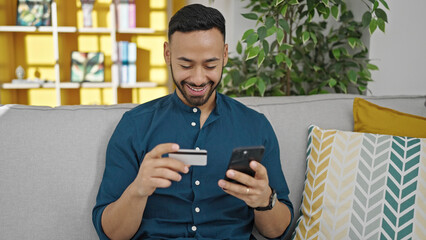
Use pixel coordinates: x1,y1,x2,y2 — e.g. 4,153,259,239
79,27,112,33
0,26,77,33
81,82,113,88
2,83,41,89
117,28,156,34
120,82,158,88
0,26,37,32
42,82,81,89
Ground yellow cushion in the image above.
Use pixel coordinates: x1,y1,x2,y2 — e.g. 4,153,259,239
353,97,426,138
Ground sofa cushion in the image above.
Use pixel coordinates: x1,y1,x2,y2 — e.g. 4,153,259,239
353,97,426,138
292,125,426,240
0,104,135,239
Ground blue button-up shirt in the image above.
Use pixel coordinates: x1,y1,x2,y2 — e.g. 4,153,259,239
93,92,293,239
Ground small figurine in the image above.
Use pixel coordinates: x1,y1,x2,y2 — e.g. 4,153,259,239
15,65,25,80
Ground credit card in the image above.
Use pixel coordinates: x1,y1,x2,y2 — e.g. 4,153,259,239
168,149,207,166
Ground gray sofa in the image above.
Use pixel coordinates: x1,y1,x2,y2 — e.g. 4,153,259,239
1,94,425,239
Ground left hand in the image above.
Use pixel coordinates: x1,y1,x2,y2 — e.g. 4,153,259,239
218,161,272,208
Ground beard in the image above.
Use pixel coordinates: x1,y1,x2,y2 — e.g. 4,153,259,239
170,64,223,107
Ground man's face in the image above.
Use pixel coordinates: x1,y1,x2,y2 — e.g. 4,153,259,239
164,28,228,107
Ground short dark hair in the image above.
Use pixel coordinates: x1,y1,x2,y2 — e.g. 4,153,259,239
168,4,226,42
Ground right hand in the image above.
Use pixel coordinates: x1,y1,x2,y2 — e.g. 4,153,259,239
132,143,189,198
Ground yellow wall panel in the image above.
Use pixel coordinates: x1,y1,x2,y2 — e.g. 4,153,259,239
150,11,167,31
0,33,14,82
149,68,168,85
28,89,56,107
80,88,113,105
150,0,166,9
24,35,54,64
134,87,168,104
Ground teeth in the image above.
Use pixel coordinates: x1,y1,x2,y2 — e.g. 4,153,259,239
188,85,206,92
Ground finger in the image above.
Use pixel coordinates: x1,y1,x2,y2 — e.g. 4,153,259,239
218,179,256,195
151,167,183,182
147,143,180,158
225,169,256,187
154,157,190,174
250,161,268,180
150,177,173,189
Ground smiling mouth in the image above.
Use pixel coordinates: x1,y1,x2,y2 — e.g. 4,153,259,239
185,83,210,96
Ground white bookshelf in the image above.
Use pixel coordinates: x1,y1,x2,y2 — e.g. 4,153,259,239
0,1,167,106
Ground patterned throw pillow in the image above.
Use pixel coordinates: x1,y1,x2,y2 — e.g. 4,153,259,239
292,125,426,240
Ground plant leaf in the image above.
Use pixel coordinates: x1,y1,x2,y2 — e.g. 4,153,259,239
246,33,259,47
278,19,290,33
377,18,385,32
266,17,275,29
322,0,329,6
279,43,293,51
281,4,288,16
369,18,378,34
331,5,339,20
244,77,257,89
257,26,267,40
332,48,340,60
258,50,265,67
246,46,260,60
362,12,372,28
275,0,285,6
257,78,266,96
262,40,269,55
242,13,258,20
313,66,322,72
275,52,285,65
284,54,292,69
367,63,379,70
236,41,242,54
310,32,318,45
302,31,310,44
348,37,357,48
379,0,390,10
328,78,337,87
375,8,388,22
276,28,285,46
242,29,254,41
348,70,357,83
288,0,299,5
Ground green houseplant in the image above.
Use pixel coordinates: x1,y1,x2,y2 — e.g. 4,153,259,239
219,0,389,97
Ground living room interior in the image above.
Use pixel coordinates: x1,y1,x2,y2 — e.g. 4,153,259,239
0,1,425,240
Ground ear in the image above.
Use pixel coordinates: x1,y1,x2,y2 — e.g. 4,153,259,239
164,41,171,65
223,43,229,67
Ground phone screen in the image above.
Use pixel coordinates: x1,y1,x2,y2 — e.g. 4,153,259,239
224,146,265,184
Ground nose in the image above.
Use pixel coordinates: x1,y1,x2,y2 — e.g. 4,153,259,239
191,66,207,86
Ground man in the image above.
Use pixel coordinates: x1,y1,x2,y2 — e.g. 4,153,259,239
93,4,293,240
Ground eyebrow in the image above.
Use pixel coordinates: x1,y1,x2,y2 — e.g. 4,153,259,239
177,57,220,63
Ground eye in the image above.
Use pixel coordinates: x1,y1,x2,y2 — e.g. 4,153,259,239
180,65,191,69
205,65,217,69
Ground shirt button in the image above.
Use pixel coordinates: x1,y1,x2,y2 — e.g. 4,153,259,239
195,180,200,186
191,122,196,127
192,226,197,231
195,147,200,150
193,108,198,113
195,207,200,213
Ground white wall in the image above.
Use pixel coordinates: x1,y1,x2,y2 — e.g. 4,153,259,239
368,0,426,96
187,0,426,96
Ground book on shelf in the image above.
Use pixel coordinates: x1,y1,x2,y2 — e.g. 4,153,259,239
118,41,137,84
116,0,136,30
71,51,105,82
128,42,137,84
118,41,128,84
16,0,52,27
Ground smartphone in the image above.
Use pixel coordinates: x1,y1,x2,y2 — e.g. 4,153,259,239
224,146,265,184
